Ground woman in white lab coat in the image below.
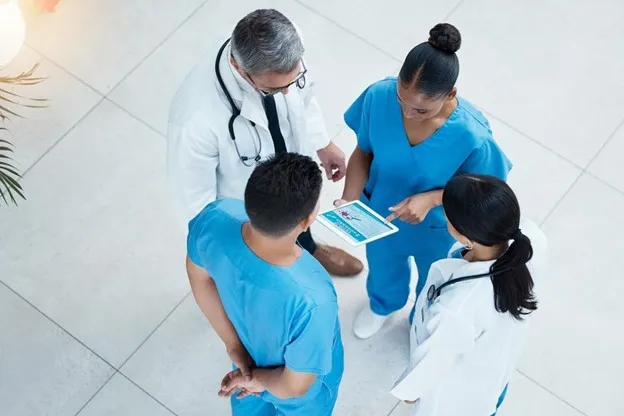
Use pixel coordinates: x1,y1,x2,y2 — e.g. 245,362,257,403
391,174,547,416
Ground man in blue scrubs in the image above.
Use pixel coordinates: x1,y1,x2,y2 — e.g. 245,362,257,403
339,23,512,339
186,152,344,415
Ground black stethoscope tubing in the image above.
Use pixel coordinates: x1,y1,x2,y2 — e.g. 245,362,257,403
214,38,262,167
427,266,512,302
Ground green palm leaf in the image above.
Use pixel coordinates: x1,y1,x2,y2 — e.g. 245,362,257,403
0,63,48,206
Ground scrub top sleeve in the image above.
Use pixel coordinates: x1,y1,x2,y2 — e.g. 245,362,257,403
186,217,204,268
284,302,339,376
390,304,475,402
458,139,512,181
344,88,372,153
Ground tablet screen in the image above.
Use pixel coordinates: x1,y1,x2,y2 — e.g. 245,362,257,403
317,201,398,246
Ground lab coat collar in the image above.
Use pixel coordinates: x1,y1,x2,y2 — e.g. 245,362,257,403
215,42,268,130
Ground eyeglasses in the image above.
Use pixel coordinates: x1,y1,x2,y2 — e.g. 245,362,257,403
247,60,307,97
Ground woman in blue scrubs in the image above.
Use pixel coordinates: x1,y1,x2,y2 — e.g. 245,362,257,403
338,23,512,339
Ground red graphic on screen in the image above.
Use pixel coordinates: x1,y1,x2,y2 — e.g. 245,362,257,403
339,210,361,221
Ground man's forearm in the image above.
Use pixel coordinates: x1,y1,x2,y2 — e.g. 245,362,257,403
252,367,300,399
188,268,240,349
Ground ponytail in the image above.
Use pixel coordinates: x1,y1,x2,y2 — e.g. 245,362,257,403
490,230,537,320
443,174,539,320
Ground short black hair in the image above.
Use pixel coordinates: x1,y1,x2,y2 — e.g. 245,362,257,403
244,153,322,237
399,23,462,96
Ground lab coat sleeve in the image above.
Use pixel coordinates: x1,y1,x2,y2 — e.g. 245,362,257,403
301,79,331,151
167,115,220,226
291,21,331,152
390,304,476,402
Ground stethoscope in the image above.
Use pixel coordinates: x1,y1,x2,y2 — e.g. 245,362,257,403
214,39,262,167
427,266,512,302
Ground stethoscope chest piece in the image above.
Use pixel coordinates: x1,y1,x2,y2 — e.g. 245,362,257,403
427,284,438,302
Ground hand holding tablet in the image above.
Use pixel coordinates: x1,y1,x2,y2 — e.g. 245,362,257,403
317,200,398,246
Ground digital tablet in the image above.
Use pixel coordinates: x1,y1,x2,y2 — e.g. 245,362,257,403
317,200,399,246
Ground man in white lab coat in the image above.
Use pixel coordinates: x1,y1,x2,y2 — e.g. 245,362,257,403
167,8,363,276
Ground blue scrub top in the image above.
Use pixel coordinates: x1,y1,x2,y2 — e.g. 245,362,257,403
187,199,344,404
345,77,512,231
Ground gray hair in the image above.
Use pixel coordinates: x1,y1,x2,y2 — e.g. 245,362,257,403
231,9,304,74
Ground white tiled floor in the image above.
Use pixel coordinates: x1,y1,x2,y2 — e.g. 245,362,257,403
1,0,621,415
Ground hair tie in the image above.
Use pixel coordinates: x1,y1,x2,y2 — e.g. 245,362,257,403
512,229,523,240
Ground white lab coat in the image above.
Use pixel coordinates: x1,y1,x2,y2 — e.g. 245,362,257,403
167,40,330,225
391,220,548,416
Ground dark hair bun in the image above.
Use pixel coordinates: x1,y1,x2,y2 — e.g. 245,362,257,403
428,23,461,53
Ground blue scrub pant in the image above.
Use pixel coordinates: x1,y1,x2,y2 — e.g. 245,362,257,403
230,384,338,416
366,226,455,316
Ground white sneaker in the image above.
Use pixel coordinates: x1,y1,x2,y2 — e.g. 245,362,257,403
353,306,390,339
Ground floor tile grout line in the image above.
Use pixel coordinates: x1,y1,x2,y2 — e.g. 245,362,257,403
293,0,465,63
73,371,118,416
105,97,168,139
584,115,624,170
1,276,186,416
15,0,205,183
21,44,105,97
296,0,591,176
23,0,208,98
20,96,105,178
442,0,467,20
585,170,624,197
517,370,589,416
540,169,624,228
0,279,118,370
117,291,192,370
101,0,209,97
538,170,583,227
19,0,209,159
386,400,401,416
118,371,179,416
292,0,402,63
484,111,585,171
